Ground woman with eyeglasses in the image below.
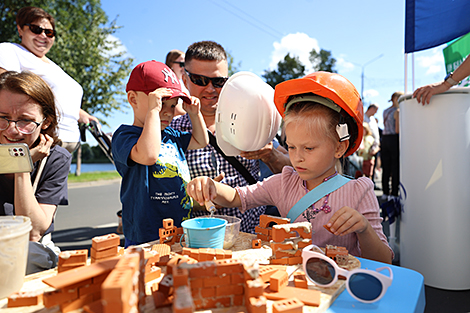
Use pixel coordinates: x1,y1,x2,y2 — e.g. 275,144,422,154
0,6,99,153
0,71,72,273
165,49,190,116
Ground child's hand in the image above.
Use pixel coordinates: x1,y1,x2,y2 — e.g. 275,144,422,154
187,176,217,206
147,88,174,112
183,96,201,116
325,206,369,236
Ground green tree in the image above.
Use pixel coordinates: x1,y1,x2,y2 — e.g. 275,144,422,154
0,0,134,123
309,49,337,73
227,51,241,76
262,54,305,88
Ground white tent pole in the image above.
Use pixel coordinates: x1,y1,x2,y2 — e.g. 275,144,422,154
405,53,408,94
412,53,415,91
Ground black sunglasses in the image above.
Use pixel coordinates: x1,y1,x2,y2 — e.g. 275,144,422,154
25,23,56,38
185,70,228,88
173,61,185,68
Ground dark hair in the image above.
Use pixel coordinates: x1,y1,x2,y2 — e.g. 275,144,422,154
165,49,184,68
16,6,55,30
185,41,227,63
367,104,378,111
0,71,59,145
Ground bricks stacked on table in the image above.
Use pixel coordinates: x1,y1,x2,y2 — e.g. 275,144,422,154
90,233,120,263
270,221,313,265
58,249,88,273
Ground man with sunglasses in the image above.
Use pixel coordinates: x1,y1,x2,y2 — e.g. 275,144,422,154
170,41,290,233
0,6,99,153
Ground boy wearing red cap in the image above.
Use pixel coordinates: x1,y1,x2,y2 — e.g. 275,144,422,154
112,60,208,247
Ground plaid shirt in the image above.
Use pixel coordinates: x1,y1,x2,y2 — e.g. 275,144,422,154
170,114,265,233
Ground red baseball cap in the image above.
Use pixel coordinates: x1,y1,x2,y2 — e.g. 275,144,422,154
126,60,190,103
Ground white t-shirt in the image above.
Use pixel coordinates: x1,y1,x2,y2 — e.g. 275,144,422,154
0,43,83,142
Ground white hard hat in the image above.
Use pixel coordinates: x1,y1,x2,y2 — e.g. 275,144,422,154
216,71,281,156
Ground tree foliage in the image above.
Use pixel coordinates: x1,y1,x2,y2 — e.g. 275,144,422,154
309,49,337,73
262,54,305,88
262,49,337,88
0,0,134,124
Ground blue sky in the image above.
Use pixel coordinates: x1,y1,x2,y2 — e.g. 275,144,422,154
89,0,446,145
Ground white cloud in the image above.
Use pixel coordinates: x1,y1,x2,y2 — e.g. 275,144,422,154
105,34,133,58
336,55,355,72
364,89,379,99
416,48,444,75
269,33,319,70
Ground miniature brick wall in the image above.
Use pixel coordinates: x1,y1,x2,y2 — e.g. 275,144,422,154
270,222,313,265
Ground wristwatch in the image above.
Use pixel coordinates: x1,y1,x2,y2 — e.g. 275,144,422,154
444,72,459,86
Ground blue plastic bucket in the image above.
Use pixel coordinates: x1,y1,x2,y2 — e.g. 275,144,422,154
181,217,227,249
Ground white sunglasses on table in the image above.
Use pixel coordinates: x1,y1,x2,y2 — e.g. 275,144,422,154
301,244,393,303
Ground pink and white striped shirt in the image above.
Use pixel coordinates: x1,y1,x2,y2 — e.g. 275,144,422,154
236,166,392,258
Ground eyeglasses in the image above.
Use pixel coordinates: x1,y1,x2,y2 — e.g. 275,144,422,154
302,245,393,303
24,23,56,38
173,61,185,68
0,117,46,134
185,70,228,88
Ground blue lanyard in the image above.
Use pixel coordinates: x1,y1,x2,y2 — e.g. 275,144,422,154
287,175,351,222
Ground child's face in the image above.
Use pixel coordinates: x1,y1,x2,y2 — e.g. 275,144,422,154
159,98,178,130
285,122,343,189
132,92,178,130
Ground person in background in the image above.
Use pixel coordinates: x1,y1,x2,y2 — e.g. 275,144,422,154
0,6,99,153
187,72,392,264
414,56,470,104
357,123,378,180
381,91,403,198
166,49,189,116
112,61,208,247
363,104,380,187
0,71,72,273
170,41,291,233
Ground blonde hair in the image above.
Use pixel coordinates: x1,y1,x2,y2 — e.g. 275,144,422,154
284,101,339,145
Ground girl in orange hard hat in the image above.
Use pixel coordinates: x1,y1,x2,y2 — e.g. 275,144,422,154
187,72,393,264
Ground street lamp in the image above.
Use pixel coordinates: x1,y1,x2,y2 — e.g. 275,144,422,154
358,53,384,102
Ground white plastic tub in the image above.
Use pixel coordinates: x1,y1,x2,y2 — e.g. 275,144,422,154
0,216,32,299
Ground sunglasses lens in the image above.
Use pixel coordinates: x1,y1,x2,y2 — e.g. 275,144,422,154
349,273,382,301
30,25,42,34
305,257,335,285
211,78,228,88
44,30,54,38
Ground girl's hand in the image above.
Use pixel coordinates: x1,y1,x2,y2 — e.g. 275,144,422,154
183,96,201,116
30,134,53,163
187,176,217,206
147,88,173,112
325,206,369,236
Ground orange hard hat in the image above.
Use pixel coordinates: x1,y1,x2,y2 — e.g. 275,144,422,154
274,71,363,157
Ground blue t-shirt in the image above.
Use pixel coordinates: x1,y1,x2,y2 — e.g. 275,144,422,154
112,125,192,244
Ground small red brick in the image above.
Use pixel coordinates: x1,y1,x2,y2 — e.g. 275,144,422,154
92,233,120,251
257,233,270,242
90,246,118,259
215,259,244,275
248,296,267,313
258,266,280,282
274,249,301,259
173,267,189,288
293,273,308,289
245,278,265,298
270,270,288,292
200,287,216,298
252,239,262,249
43,288,78,308
203,274,230,287
58,249,88,267
272,297,304,313
216,284,244,297
255,226,270,236
231,272,245,284
145,266,162,283
7,291,43,307
163,218,174,229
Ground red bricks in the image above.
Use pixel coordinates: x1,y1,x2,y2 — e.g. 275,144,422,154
272,297,304,313
247,296,267,313
325,244,349,266
7,290,43,307
270,222,312,265
252,239,262,249
270,270,289,292
293,272,308,289
92,234,120,251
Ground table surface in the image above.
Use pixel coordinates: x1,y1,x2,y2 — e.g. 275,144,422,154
326,257,425,313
